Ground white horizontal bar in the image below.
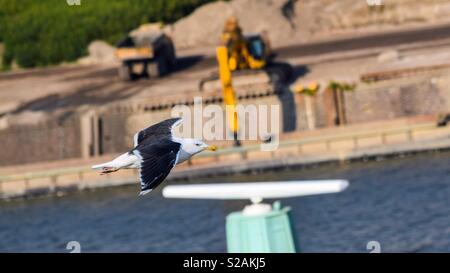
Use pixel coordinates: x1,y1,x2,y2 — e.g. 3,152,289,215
162,180,349,200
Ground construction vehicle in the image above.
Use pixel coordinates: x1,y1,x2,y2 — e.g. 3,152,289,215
200,16,291,88
220,16,269,71
202,17,292,145
115,23,176,81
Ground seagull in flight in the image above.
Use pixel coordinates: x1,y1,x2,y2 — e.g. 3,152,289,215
91,118,217,195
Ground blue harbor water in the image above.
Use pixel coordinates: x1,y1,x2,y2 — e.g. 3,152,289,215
0,151,450,252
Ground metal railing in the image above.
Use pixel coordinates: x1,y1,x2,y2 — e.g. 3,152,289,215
198,122,438,157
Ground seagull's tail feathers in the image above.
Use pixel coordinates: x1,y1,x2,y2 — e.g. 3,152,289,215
91,161,114,170
91,152,138,170
138,189,153,196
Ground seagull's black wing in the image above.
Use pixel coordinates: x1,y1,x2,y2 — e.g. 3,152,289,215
133,118,182,148
134,138,181,195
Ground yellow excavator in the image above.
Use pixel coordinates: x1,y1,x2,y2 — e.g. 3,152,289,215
206,16,291,146
219,16,270,72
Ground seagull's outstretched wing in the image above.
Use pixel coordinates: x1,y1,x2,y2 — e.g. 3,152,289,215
134,138,181,196
133,117,183,148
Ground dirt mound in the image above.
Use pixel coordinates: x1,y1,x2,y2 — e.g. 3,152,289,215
306,0,450,32
166,0,297,49
78,40,117,65
167,0,450,49
74,0,450,57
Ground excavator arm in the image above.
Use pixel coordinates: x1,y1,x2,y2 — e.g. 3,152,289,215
217,46,241,146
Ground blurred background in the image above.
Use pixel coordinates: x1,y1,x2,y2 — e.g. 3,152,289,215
0,0,450,252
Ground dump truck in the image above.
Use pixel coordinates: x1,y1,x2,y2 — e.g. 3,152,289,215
115,23,176,81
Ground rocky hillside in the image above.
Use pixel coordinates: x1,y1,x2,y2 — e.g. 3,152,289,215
165,0,450,49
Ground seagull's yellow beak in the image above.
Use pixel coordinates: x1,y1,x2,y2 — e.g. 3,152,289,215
206,145,217,151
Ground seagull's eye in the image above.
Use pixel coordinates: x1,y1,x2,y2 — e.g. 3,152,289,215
195,143,201,146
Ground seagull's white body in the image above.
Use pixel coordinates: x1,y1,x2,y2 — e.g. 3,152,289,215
91,118,216,195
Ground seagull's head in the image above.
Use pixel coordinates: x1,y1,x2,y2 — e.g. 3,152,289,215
186,139,217,155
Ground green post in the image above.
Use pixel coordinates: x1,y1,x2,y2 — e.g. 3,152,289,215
226,201,297,253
